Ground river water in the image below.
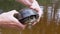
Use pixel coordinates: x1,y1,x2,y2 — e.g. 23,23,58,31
0,6,60,34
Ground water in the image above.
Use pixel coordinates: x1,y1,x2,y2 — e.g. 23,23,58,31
0,6,60,34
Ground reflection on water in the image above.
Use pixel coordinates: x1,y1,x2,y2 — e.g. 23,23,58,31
55,9,60,26
0,6,60,34
47,6,52,25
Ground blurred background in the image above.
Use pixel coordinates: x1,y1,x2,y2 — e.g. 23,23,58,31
0,0,60,34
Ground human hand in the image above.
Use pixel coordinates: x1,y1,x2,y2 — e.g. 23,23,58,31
0,10,26,30
30,0,43,25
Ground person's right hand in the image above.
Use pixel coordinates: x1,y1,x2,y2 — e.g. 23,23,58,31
29,0,43,25
0,10,26,30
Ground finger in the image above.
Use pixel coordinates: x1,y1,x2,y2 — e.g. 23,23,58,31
6,12,26,27
1,22,26,30
10,16,27,29
15,23,26,30
30,0,41,12
6,10,19,16
32,22,37,26
8,23,26,30
32,9,43,25
0,10,19,17
32,18,40,25
29,0,36,9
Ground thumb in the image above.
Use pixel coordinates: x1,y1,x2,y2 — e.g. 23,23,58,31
6,10,19,16
11,16,27,30
30,0,40,11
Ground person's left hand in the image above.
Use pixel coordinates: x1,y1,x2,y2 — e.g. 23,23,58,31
30,0,43,25
0,10,26,30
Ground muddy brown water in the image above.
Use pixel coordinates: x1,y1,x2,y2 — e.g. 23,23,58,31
0,6,60,34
